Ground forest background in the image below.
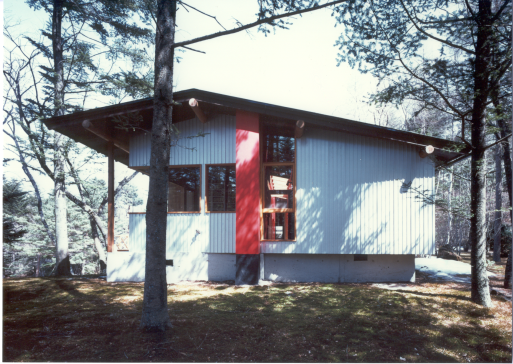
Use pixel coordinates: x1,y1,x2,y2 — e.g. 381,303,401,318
2,0,511,282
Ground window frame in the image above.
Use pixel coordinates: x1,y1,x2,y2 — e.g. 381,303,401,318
260,135,297,242
205,163,236,213
167,164,202,214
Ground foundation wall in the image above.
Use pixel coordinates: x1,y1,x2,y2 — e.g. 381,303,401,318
107,252,415,283
263,254,415,283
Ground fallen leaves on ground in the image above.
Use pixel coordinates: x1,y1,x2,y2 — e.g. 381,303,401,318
3,272,512,362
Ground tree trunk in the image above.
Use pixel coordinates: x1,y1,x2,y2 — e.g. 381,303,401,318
36,253,41,278
506,8,513,290
52,0,70,276
493,145,502,263
90,218,107,273
140,0,176,331
496,117,513,223
491,86,512,223
469,0,492,307
446,168,453,247
505,249,512,289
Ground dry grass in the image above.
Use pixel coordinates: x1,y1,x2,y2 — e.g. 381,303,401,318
3,274,512,362
458,251,507,276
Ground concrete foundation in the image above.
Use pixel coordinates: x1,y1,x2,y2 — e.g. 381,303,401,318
263,254,415,283
107,252,415,283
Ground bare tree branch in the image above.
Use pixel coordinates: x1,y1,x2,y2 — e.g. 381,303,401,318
178,1,227,30
173,0,348,49
98,170,140,214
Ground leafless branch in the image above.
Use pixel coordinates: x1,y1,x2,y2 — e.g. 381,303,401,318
173,0,348,49
178,1,227,30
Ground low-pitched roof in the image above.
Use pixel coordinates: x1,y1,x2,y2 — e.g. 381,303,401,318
43,88,468,166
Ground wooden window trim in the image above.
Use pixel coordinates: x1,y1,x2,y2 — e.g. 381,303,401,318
205,163,236,213
262,208,294,213
262,162,294,166
260,131,297,242
167,164,202,214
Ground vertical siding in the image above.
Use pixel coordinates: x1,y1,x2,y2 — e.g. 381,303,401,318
128,214,146,252
208,213,236,253
129,132,151,167
129,113,433,256
262,128,435,255
166,214,209,253
128,114,236,254
129,114,236,167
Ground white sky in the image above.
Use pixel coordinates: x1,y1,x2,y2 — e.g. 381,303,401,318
2,0,391,202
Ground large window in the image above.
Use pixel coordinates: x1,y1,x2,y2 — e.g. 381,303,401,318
168,166,201,213
206,164,236,212
261,130,296,240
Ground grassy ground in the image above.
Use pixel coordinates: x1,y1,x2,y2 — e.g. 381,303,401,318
3,272,512,362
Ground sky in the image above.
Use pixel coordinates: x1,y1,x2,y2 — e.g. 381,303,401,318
2,0,392,202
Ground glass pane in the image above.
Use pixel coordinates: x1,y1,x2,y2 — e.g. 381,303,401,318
263,134,295,162
263,213,295,240
264,165,293,209
207,165,236,211
168,167,200,212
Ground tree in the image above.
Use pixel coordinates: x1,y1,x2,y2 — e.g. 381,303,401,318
3,178,30,246
331,0,511,307
3,60,141,280
4,0,154,275
141,0,348,331
51,0,70,276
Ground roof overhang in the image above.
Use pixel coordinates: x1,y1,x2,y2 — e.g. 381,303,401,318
43,88,469,167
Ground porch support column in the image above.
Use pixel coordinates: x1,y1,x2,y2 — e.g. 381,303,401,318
107,141,115,253
235,110,260,285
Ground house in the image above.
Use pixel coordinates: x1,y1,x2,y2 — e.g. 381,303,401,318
43,89,468,285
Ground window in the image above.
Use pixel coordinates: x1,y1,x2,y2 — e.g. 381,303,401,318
261,129,296,241
206,164,236,212
168,166,201,213
354,254,368,261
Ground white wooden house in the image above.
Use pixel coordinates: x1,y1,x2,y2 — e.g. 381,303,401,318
44,89,468,284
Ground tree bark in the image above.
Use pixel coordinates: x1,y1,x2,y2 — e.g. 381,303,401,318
90,218,107,273
495,117,512,222
506,6,513,290
490,74,512,224
140,0,175,331
469,0,492,307
493,145,502,263
53,0,70,276
446,168,453,247
505,250,512,289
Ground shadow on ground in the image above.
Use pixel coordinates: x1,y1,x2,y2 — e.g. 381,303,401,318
3,277,512,362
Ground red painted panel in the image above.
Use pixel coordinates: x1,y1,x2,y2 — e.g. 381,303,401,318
236,110,260,254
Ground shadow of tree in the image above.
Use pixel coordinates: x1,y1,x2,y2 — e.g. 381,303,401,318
4,279,511,362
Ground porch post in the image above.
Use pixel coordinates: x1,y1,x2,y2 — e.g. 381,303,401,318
235,110,260,285
107,141,115,253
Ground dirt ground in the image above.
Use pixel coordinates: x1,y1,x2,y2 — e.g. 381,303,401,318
3,266,512,363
